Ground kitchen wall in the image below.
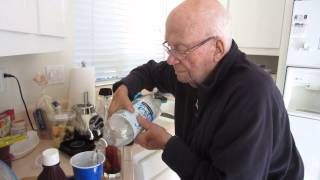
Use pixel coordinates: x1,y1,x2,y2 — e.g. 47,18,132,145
0,0,74,116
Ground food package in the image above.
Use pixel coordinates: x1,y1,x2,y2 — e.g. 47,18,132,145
0,110,14,138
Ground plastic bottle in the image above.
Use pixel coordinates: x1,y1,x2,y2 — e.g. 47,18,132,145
37,148,67,180
103,94,162,147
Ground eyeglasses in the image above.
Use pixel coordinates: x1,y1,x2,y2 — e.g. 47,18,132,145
162,36,217,61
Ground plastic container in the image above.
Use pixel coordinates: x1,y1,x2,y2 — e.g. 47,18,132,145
10,119,27,135
0,159,18,180
48,112,76,148
103,94,161,147
70,151,105,180
10,131,39,160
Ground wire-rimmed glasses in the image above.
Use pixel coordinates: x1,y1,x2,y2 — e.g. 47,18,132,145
162,36,217,61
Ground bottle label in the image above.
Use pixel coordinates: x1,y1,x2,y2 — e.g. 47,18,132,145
110,95,161,141
124,100,156,138
134,101,155,121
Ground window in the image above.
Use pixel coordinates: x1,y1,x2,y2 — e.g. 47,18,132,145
75,0,182,81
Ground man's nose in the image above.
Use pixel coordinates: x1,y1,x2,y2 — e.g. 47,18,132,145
166,54,180,65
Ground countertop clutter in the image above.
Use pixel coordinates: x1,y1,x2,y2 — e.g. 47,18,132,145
11,117,175,180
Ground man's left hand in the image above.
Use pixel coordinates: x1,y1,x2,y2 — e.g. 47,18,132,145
135,116,172,150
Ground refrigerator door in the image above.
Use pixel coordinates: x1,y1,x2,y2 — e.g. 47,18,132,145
286,0,320,68
290,115,320,180
284,67,320,120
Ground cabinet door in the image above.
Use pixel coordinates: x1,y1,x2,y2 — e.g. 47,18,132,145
38,0,65,37
229,0,285,50
0,0,38,33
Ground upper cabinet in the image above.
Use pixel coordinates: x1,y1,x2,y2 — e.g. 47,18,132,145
228,0,286,56
38,0,65,37
0,0,38,34
0,0,66,57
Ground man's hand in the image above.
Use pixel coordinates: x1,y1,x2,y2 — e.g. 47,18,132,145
108,85,134,117
135,116,172,150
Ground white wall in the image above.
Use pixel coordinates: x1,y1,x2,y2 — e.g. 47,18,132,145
0,0,74,116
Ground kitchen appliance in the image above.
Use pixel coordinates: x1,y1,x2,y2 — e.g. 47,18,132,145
72,92,104,141
59,92,104,156
283,0,320,179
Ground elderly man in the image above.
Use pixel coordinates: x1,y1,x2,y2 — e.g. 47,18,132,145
108,0,304,179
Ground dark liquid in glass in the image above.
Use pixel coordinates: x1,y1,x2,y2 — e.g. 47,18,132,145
104,145,121,175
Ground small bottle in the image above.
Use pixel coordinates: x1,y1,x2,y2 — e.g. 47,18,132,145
103,94,162,147
38,148,67,180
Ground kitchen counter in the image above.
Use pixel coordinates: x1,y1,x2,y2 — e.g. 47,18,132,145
12,117,175,180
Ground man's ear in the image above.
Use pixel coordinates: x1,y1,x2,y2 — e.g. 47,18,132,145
213,39,225,63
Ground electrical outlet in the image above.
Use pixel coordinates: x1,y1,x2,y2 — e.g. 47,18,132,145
45,65,65,85
0,67,7,93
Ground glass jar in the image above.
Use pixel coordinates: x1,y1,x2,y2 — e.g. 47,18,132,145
104,145,122,179
48,112,75,148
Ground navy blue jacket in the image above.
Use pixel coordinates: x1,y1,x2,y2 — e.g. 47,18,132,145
113,41,304,180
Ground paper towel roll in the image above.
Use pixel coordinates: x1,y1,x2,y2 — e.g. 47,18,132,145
68,66,96,110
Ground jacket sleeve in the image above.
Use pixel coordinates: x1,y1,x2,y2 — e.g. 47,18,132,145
162,80,282,179
113,60,176,99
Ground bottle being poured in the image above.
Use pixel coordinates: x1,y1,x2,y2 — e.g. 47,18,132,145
96,92,165,178
103,93,163,147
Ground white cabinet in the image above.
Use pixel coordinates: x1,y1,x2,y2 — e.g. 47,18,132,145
164,0,286,56
0,0,38,34
0,0,66,57
38,0,65,37
228,0,286,55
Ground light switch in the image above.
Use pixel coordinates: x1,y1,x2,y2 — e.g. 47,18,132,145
45,65,65,85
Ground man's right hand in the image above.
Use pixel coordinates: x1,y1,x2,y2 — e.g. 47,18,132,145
107,85,134,118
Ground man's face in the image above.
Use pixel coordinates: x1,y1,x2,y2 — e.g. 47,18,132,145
164,1,228,87
165,32,217,87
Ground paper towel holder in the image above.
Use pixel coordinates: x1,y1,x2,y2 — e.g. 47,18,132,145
68,62,96,110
